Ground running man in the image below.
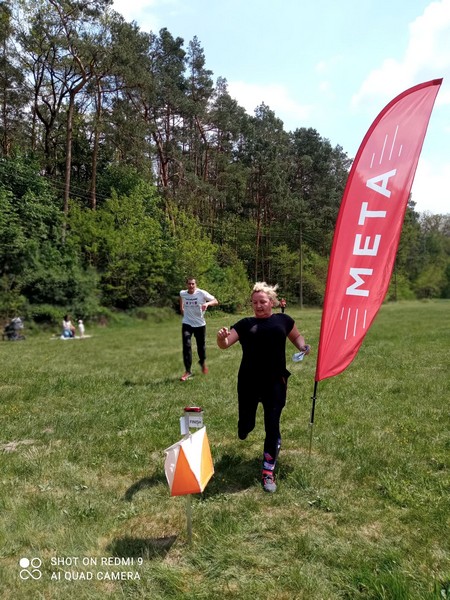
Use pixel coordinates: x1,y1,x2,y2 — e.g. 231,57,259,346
179,277,218,381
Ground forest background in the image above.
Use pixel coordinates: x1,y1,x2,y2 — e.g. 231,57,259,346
1,0,449,327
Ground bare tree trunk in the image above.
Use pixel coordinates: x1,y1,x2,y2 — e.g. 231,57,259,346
63,94,74,219
89,83,103,210
255,192,262,281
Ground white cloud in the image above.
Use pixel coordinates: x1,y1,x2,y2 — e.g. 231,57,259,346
111,0,158,31
314,55,343,99
352,0,450,109
315,55,343,74
411,158,450,214
315,60,328,74
348,1,450,214
406,0,450,70
319,81,332,94
227,81,312,127
111,0,181,33
112,0,158,12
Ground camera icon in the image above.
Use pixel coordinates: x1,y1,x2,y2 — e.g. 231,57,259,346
19,557,42,580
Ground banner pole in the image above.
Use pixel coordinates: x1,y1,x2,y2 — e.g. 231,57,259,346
308,381,318,459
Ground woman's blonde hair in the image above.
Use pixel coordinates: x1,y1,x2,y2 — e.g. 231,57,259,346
251,281,279,305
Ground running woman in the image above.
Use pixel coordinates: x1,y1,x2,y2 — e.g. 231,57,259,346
216,282,310,492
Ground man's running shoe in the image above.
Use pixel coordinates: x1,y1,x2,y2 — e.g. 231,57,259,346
262,472,277,493
201,364,209,374
180,372,192,381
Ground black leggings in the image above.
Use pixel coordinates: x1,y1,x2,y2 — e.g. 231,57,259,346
182,324,206,371
237,377,287,461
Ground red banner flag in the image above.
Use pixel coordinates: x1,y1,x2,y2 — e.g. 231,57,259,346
315,79,442,382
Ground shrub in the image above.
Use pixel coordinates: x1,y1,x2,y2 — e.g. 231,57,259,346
27,304,63,326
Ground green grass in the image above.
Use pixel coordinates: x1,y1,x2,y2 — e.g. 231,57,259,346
1,301,449,599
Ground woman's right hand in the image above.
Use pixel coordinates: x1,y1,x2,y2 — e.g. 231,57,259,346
217,327,230,340
217,326,239,349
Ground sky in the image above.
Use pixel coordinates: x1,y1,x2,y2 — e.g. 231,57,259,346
111,0,450,215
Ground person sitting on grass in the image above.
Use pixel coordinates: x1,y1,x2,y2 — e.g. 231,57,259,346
62,314,76,338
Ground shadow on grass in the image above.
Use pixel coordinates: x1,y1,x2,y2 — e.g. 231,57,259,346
123,451,295,503
117,475,178,561
123,473,167,501
106,535,177,560
204,452,294,496
209,453,261,493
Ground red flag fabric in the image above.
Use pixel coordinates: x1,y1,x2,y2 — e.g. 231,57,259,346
315,79,442,382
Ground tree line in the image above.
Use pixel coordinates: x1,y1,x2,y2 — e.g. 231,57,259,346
0,0,449,324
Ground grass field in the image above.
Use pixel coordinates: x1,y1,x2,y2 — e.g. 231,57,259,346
1,300,449,599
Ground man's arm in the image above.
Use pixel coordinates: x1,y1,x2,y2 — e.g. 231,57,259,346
204,298,218,309
202,293,218,311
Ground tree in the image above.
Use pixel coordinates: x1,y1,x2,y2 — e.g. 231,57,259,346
183,36,213,182
396,201,423,283
0,1,28,156
169,207,217,284
199,76,249,230
17,0,113,218
87,14,152,208
1,9,447,315
240,103,291,281
287,128,350,250
148,28,187,193
0,155,98,317
415,212,450,298
69,182,173,308
48,0,114,218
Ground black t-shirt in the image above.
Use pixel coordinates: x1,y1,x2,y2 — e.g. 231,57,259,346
232,313,295,383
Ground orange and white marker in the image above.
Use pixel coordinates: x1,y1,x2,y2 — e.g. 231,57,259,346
164,426,214,497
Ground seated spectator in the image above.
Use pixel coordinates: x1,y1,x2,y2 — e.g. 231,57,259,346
62,314,76,338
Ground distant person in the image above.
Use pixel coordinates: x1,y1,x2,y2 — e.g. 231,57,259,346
179,277,218,381
2,317,25,341
62,314,76,338
279,298,287,313
216,282,310,493
78,319,85,338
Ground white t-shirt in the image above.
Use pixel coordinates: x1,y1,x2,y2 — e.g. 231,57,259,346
62,319,73,332
180,288,216,328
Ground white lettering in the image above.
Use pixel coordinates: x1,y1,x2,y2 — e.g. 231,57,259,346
101,557,134,566
64,570,94,581
97,571,140,581
358,202,387,226
51,557,79,566
345,168,398,299
353,234,381,256
346,268,373,297
366,169,396,198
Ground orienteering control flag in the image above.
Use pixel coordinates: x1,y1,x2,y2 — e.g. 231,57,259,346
164,426,214,496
